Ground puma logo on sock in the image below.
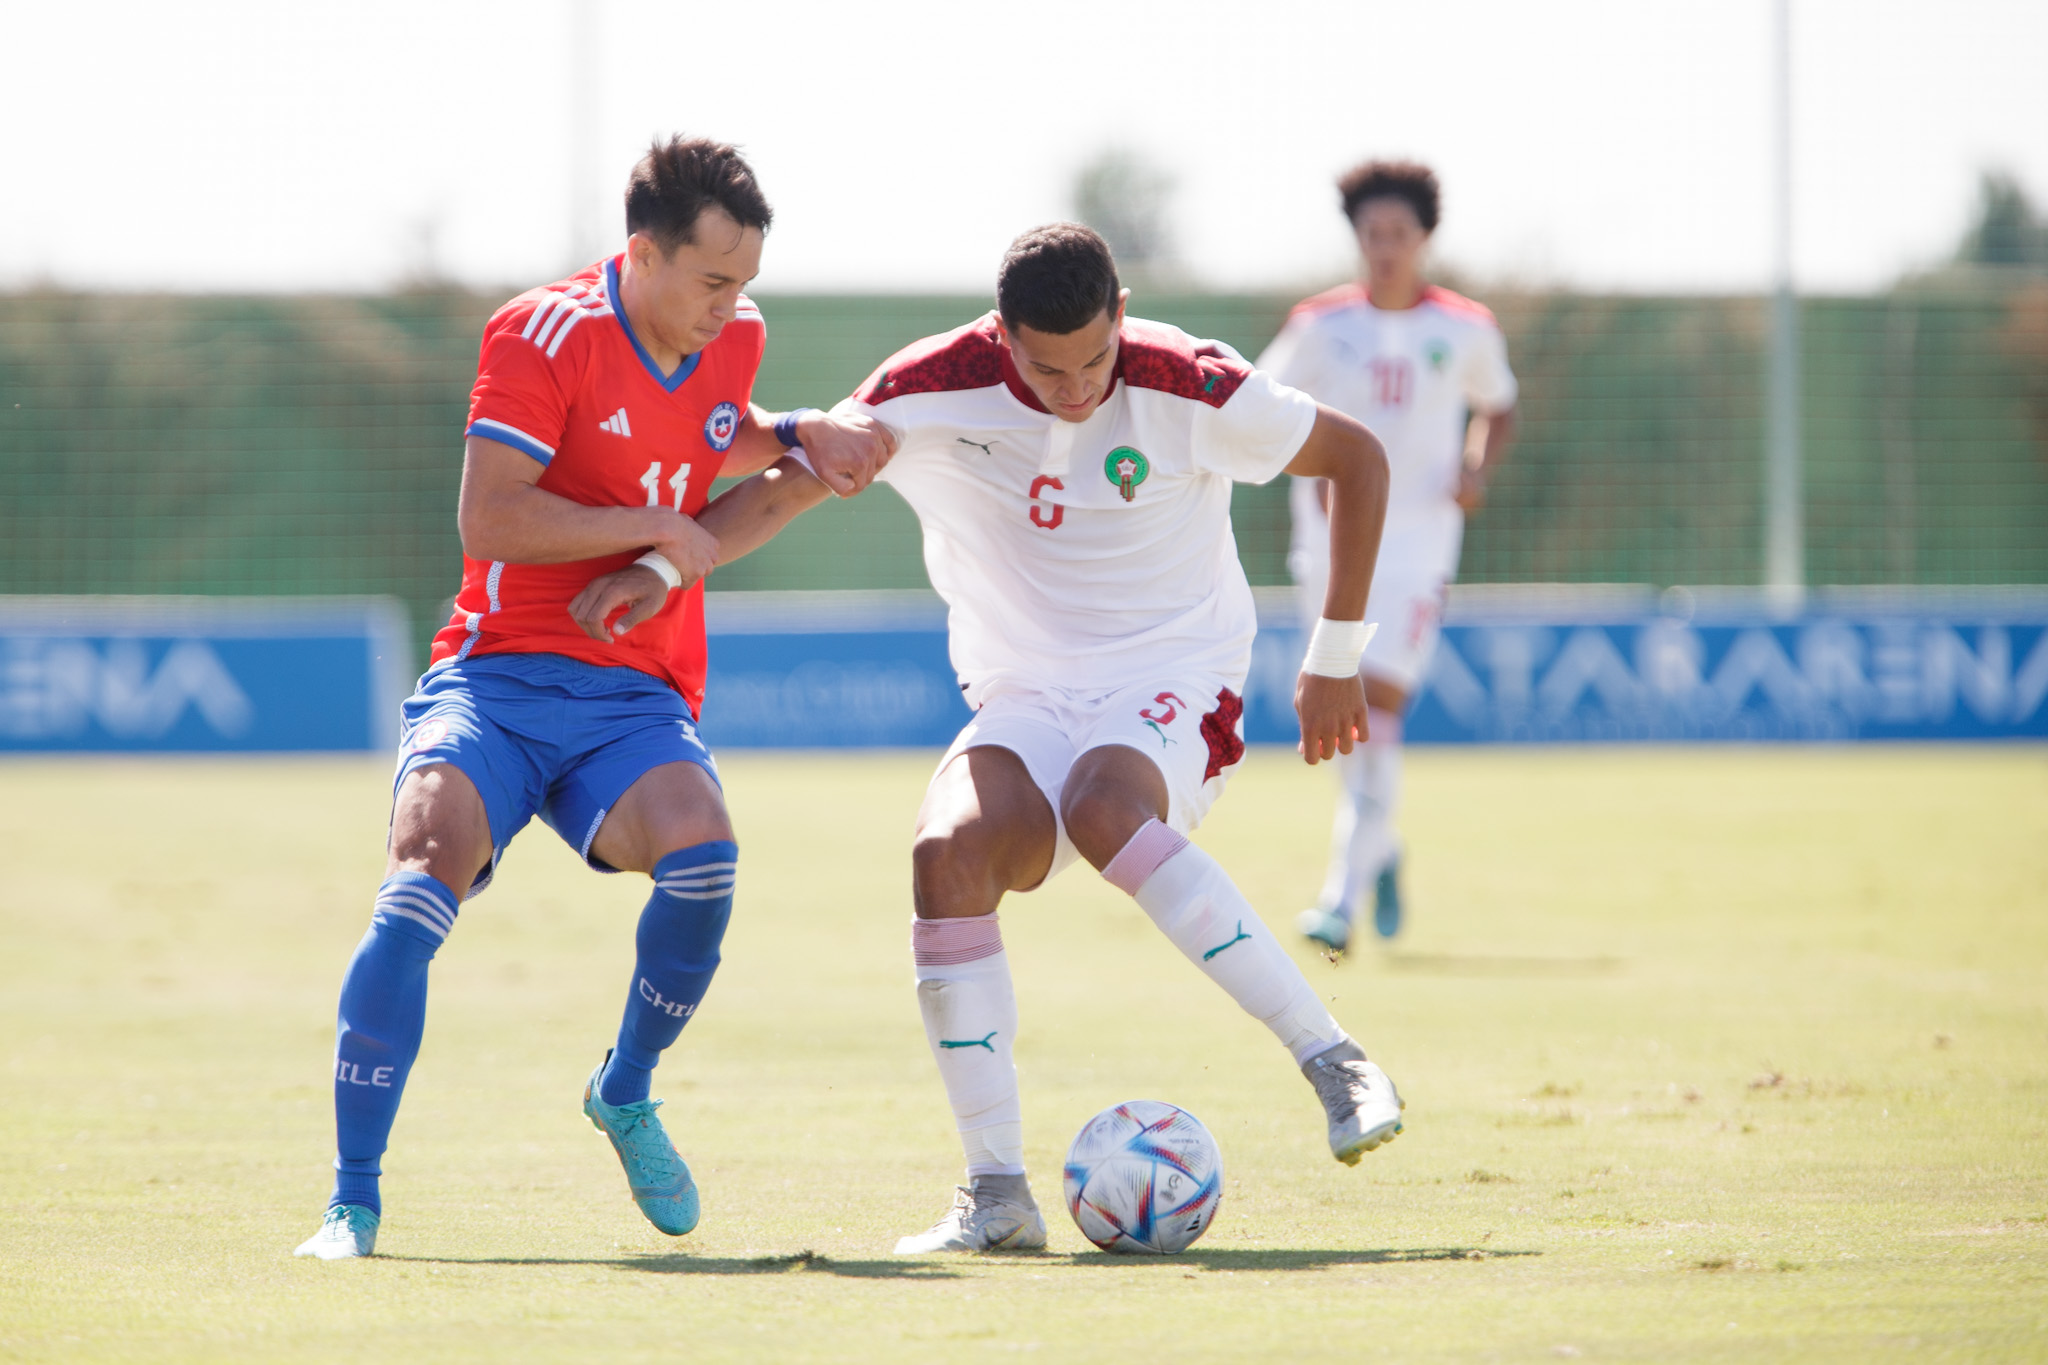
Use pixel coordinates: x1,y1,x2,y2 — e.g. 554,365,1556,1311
940,1031,999,1051
1203,921,1253,961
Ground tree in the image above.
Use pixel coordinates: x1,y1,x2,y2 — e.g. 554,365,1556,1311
1955,171,2048,271
1072,149,1176,274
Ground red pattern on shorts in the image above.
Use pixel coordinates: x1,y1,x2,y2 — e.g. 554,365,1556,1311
1201,688,1246,782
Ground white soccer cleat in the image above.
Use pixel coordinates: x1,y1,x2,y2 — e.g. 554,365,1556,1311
1302,1038,1405,1165
894,1174,1047,1254
294,1203,380,1259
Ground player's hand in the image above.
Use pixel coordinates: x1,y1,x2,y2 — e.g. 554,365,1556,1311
568,564,670,642
1294,670,1368,764
798,412,898,496
1454,466,1489,513
649,513,721,587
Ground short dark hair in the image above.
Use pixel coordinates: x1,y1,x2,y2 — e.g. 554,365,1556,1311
997,223,1122,335
1338,160,1440,233
624,135,773,253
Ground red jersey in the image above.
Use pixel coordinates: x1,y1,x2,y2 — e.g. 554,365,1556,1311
430,255,765,715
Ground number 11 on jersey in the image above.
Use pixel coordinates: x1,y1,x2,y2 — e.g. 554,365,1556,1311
639,461,692,511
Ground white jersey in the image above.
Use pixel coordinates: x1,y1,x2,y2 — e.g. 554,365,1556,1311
1259,284,1517,582
845,313,1319,706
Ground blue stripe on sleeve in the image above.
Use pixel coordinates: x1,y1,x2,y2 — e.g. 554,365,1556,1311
467,419,555,466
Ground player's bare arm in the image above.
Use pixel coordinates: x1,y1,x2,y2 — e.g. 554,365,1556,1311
566,417,897,643
459,433,721,578
1455,405,1519,512
716,404,894,493
1282,405,1389,764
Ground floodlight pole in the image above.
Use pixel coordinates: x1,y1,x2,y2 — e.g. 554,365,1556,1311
568,0,600,269
1764,0,1805,613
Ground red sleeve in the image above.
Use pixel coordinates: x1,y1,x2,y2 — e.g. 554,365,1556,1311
465,306,574,466
731,301,767,412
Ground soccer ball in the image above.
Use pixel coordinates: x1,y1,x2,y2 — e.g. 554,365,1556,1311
1062,1100,1224,1254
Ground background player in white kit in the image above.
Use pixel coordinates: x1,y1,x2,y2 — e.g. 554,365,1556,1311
620,224,1403,1253
1258,161,1520,950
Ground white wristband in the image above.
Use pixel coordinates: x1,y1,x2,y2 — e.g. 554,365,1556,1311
633,551,682,592
1302,618,1376,678
783,445,841,499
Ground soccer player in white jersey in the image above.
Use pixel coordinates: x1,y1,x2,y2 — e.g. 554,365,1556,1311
1258,161,1519,950
599,223,1404,1253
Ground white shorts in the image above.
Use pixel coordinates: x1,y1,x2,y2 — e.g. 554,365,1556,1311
1292,543,1451,695
1358,567,1448,695
938,675,1248,889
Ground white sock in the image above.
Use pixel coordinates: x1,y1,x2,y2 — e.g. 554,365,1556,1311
1105,821,1347,1065
1318,708,1403,918
911,913,1024,1177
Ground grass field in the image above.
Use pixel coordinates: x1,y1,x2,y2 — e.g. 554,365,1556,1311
1,746,2044,1363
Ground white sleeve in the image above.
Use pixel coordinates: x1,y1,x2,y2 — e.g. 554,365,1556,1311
1192,367,1320,485
828,396,927,493
1461,323,1518,414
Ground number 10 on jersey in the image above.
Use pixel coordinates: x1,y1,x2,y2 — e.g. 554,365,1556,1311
640,461,692,511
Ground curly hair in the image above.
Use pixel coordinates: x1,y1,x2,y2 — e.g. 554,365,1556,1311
1337,160,1440,233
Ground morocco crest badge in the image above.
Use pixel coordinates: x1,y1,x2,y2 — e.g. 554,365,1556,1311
1105,446,1150,502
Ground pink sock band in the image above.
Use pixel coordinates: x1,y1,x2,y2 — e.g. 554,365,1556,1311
911,912,1004,967
1366,707,1403,745
1101,818,1190,896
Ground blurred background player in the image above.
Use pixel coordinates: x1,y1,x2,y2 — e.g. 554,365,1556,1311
294,136,890,1260
1259,161,1519,951
686,224,1403,1254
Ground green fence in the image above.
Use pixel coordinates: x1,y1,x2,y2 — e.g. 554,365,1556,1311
3,284,2044,657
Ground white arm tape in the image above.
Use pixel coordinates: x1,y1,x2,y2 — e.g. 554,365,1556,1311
782,445,841,499
632,551,682,592
1302,618,1377,678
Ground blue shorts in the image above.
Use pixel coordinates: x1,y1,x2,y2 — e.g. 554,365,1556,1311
393,653,719,897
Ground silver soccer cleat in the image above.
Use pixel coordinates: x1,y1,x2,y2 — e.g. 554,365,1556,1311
894,1173,1047,1254
1302,1037,1405,1165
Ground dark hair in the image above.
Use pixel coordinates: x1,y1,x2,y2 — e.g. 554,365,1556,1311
997,223,1122,334
624,136,773,253
1338,160,1440,233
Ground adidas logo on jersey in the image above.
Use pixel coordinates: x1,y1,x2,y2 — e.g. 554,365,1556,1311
599,408,633,438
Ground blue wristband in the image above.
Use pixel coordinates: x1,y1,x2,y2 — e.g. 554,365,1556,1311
773,409,818,448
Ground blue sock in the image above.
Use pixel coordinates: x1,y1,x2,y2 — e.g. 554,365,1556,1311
598,841,737,1107
327,870,459,1216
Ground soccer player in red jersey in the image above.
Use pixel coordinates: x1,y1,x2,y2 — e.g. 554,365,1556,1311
295,136,892,1259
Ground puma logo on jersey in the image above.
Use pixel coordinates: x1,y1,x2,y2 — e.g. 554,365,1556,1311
956,437,997,455
599,407,633,438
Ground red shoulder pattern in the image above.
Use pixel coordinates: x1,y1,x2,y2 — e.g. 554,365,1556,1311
858,314,1007,404
1287,282,1369,321
1114,317,1250,410
1420,285,1498,325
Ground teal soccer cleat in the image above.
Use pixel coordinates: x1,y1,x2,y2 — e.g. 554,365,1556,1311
1372,857,1404,940
582,1052,700,1236
294,1203,379,1259
1296,906,1352,956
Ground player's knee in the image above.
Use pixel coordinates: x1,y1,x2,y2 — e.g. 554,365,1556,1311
911,820,1001,908
1058,778,1157,868
389,765,490,887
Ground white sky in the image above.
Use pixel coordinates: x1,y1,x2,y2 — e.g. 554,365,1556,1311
4,0,2043,296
